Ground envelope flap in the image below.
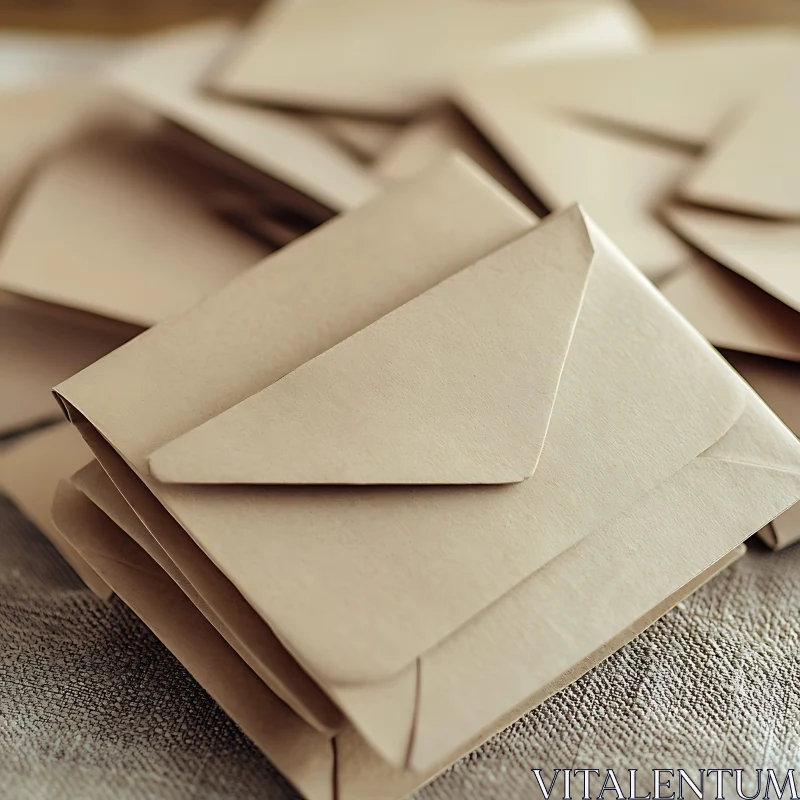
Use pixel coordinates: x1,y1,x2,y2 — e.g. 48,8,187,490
149,208,594,486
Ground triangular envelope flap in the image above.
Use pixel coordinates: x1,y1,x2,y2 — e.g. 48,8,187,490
465,29,799,147
135,208,744,689
665,205,800,314
149,206,593,485
108,20,379,213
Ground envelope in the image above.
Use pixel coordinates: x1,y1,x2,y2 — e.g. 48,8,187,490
54,158,800,782
0,81,113,225
373,106,544,212
0,124,269,328
0,293,135,435
479,28,800,148
457,84,694,281
0,422,110,598
659,207,800,549
51,469,746,800
680,72,800,219
209,0,649,116
660,205,800,360
107,20,380,216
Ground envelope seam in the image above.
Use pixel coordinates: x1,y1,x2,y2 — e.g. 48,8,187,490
697,454,800,479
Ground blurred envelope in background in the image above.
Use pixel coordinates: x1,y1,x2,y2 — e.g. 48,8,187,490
0,127,269,328
0,422,110,597
53,159,800,790
373,106,542,211
457,86,694,281
107,20,381,217
209,0,649,116
0,82,109,224
480,29,800,148
680,73,800,219
0,294,134,435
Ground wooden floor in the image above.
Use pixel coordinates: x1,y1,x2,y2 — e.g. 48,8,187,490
0,0,798,33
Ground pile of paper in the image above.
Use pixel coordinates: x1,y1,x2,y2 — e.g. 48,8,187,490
0,2,799,797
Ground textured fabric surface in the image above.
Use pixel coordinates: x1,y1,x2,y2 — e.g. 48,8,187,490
1,494,799,800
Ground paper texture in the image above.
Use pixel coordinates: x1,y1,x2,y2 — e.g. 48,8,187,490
473,29,800,147
54,160,800,783
0,126,269,328
108,20,380,214
0,423,110,598
52,469,745,800
681,72,800,218
457,90,693,280
210,0,649,115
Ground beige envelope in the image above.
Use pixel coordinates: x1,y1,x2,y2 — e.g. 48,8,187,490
373,106,544,212
51,473,745,800
0,293,135,435
456,88,694,280
0,127,269,328
108,20,380,214
659,205,800,361
658,257,800,364
54,159,800,776
474,29,800,148
667,205,800,314
0,423,110,598
210,0,649,116
0,81,109,226
681,73,800,219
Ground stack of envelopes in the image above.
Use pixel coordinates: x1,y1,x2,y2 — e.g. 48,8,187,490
0,0,652,583
1,1,800,797
51,159,800,798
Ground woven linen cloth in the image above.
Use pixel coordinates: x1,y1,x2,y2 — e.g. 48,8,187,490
1,493,799,800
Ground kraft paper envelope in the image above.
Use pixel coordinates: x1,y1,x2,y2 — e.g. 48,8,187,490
456,88,693,281
482,29,800,148
658,257,800,364
0,423,110,598
681,73,800,219
373,106,543,212
51,471,746,800
0,293,134,435
659,206,800,359
108,20,380,215
0,128,269,328
726,354,800,550
210,0,649,116
667,205,800,317
55,159,800,777
0,82,109,225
